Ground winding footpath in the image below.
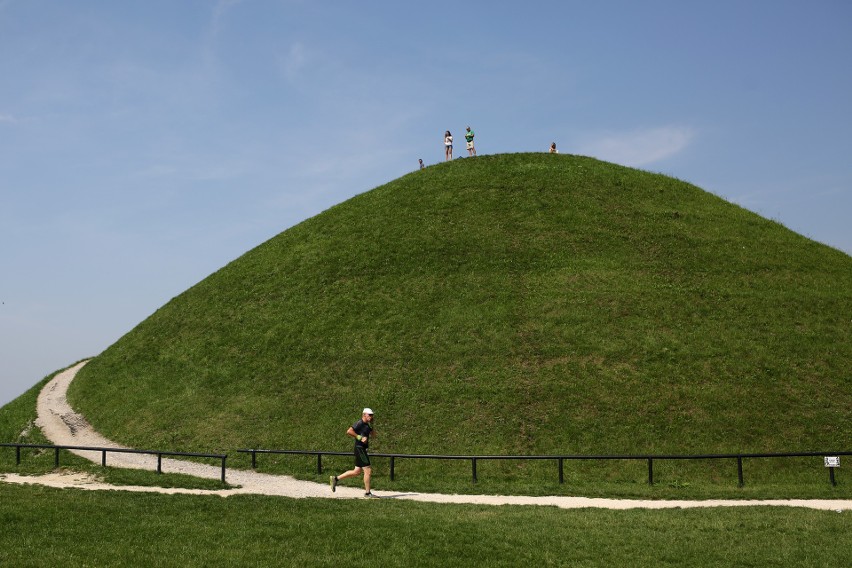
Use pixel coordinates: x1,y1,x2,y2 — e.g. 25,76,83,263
1,361,850,511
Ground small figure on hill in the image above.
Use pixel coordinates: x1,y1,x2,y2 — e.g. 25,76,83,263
419,158,425,170
444,130,453,161
549,142,558,154
465,126,476,157
330,408,378,498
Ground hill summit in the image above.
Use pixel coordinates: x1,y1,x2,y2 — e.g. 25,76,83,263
70,153,851,458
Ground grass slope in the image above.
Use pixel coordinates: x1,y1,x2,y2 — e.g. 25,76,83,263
0,365,229,490
67,153,850,487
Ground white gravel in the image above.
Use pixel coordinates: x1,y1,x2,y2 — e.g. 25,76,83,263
1,360,848,512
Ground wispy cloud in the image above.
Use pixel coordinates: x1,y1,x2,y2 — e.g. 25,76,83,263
0,113,17,124
577,126,695,167
280,42,308,81
211,0,244,38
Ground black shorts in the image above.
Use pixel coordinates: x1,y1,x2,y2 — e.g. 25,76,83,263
355,446,371,468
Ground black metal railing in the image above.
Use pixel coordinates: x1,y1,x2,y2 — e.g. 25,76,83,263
4,443,846,488
1,443,228,483
236,448,849,487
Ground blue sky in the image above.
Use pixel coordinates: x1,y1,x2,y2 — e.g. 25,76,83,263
1,1,851,406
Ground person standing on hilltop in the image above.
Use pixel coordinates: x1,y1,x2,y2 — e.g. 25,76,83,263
549,142,558,154
330,408,378,498
444,130,453,161
465,126,476,156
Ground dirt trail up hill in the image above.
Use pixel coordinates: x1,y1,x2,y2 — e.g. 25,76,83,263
1,361,849,512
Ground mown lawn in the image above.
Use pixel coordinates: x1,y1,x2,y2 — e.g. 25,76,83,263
1,483,849,567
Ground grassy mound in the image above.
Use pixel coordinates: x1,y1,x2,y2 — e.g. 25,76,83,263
68,153,850,468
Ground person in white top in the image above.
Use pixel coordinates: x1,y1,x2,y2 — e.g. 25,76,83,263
444,131,453,161
549,142,558,154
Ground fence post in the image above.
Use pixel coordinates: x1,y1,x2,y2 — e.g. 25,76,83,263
737,456,744,487
472,458,478,483
558,458,564,484
317,453,323,475
647,458,654,485
251,450,257,469
54,447,60,468
829,467,836,487
16,446,21,465
102,451,107,467
221,456,227,484
157,453,163,474
390,456,396,481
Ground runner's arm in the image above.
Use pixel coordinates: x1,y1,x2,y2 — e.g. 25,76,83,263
347,427,369,441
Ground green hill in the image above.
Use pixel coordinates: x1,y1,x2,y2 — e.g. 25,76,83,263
68,153,850,469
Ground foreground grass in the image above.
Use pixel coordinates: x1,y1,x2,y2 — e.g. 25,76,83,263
1,483,849,567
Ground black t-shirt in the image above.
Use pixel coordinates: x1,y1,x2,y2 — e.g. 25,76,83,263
352,419,373,449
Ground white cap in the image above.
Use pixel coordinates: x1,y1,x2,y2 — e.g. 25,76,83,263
363,408,374,415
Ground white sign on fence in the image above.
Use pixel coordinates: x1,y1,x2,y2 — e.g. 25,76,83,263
824,456,840,468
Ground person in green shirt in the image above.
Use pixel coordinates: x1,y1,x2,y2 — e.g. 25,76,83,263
465,126,476,157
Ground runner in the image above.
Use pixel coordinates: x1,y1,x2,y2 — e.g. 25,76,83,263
330,408,378,498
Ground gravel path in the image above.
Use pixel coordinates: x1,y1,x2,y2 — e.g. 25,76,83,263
2,360,849,512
